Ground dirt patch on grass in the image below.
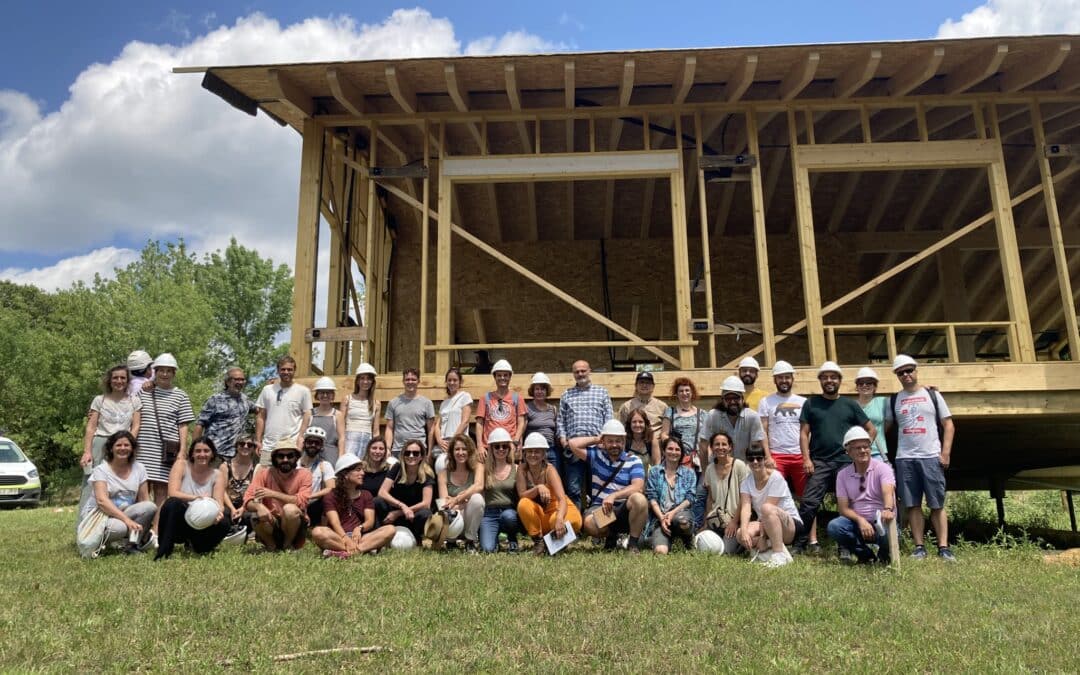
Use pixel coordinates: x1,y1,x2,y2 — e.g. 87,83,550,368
1042,548,1080,567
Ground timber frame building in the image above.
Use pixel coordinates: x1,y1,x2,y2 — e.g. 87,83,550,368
185,34,1080,498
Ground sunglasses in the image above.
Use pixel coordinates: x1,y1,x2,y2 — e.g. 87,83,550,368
747,456,766,464
239,442,257,448
402,450,423,458
859,475,867,492
855,380,876,387
896,368,916,376
274,452,300,461
491,444,511,451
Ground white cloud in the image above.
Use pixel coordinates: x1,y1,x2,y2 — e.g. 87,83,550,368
0,246,139,290
466,30,566,55
0,8,561,285
936,0,1080,37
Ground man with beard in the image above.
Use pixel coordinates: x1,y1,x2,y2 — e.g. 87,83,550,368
243,438,313,551
575,420,647,553
194,367,255,460
701,376,769,463
738,357,767,412
757,361,808,498
617,371,666,437
796,361,875,554
255,356,312,467
556,360,614,507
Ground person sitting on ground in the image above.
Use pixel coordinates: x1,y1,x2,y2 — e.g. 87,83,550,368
697,431,750,555
437,434,485,552
243,438,313,552
432,367,473,470
827,427,897,564
517,432,582,556
78,430,157,554
644,436,697,554
625,408,661,470
737,446,802,568
376,439,435,545
299,426,336,527
155,438,229,560
224,434,257,535
312,455,397,558
575,420,648,553
479,428,521,553
360,437,396,499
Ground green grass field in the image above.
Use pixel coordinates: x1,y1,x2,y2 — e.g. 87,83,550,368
1,507,1077,673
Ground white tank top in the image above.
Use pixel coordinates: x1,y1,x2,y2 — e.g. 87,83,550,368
345,396,373,433
181,466,218,497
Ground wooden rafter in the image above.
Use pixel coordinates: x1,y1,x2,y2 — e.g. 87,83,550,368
889,46,945,96
326,67,364,116
564,60,576,240
673,56,697,106
826,173,860,233
834,49,882,98
1058,55,1080,91
385,65,416,114
503,63,537,240
604,59,636,239
444,64,483,150
267,69,313,118
865,172,903,232
944,44,1009,94
726,55,758,103
779,52,821,101
1001,42,1071,92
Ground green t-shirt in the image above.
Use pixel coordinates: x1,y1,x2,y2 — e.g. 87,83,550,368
799,395,869,463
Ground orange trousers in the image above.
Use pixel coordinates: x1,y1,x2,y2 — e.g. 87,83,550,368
517,497,582,538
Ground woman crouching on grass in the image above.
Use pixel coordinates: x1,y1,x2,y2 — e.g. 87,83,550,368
376,439,435,545
155,438,229,560
516,432,581,555
312,455,396,558
736,446,802,568
437,434,485,551
644,436,697,554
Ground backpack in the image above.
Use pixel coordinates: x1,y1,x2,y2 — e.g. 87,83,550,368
886,388,943,463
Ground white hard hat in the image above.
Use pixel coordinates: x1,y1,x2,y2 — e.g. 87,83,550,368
892,354,918,372
855,367,879,382
153,353,179,370
355,363,377,376
738,357,761,371
445,510,464,539
491,359,513,374
313,376,337,392
303,426,327,440
530,372,552,386
127,350,152,371
600,419,626,437
694,530,726,554
772,360,795,377
487,428,513,445
721,375,746,394
222,525,248,546
522,432,549,450
184,497,221,530
434,453,448,473
842,426,872,447
817,361,843,377
334,454,362,474
390,526,417,550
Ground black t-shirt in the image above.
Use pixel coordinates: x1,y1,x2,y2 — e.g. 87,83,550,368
386,464,434,508
799,395,869,463
361,468,388,496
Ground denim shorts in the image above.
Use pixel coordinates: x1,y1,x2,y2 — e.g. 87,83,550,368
896,457,946,509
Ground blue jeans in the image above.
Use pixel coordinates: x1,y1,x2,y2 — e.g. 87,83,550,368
479,506,520,552
545,444,562,478
343,431,371,458
826,515,889,562
562,456,585,508
692,477,707,529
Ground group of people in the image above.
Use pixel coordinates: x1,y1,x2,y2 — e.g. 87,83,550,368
76,351,955,566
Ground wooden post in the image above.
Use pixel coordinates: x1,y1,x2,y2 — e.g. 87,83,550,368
986,105,1036,362
693,112,717,368
1030,101,1080,359
419,122,431,372
789,110,826,365
290,119,324,376
325,135,350,375
435,123,452,374
363,122,380,365
746,109,778,366
671,117,695,368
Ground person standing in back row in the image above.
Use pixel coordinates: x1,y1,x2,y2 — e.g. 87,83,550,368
885,355,956,562
475,359,526,459
556,360,614,507
255,356,312,467
738,357,767,413
758,361,807,499
384,368,435,459
617,371,666,437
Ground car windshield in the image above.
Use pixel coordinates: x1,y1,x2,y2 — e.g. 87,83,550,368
0,441,28,463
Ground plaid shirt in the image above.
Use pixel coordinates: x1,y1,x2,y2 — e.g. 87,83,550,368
196,391,255,458
556,383,613,440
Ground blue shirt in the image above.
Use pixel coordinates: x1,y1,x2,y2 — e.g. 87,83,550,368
556,384,613,440
587,447,644,508
196,391,255,458
644,464,698,537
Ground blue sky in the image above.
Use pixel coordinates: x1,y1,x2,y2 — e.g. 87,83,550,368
0,0,1075,289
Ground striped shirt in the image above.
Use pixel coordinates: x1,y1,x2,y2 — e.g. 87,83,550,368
136,386,195,483
587,447,644,508
556,384,613,440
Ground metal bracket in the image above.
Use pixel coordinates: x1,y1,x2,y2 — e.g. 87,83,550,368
1044,144,1075,158
699,154,758,169
366,165,429,179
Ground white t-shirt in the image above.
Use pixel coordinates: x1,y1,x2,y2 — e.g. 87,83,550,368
83,461,148,520
740,471,802,524
90,395,142,437
885,388,952,460
256,383,313,449
438,391,473,440
305,459,334,493
757,393,806,455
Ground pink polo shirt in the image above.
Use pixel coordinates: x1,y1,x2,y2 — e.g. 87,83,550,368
835,458,895,521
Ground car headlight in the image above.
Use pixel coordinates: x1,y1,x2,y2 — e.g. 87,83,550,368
27,469,38,478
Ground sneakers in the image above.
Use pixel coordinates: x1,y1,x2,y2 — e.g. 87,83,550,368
938,547,957,562
138,531,158,552
627,537,642,555
838,547,854,564
616,534,630,550
464,539,479,555
322,549,350,560
807,541,822,555
750,549,773,564
911,545,928,560
531,539,547,556
507,541,520,554
765,548,794,568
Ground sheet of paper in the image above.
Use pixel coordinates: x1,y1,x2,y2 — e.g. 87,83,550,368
543,524,577,555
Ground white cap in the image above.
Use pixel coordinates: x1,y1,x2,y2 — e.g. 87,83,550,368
530,372,552,386
313,376,337,392
772,360,795,377
738,357,760,371
842,426,871,447
127,350,152,371
334,454,362,474
522,432,549,450
817,361,843,377
892,354,918,372
390,526,417,550
153,353,178,370
487,428,513,445
721,375,746,394
694,530,726,554
184,497,221,530
355,363,377,376
600,419,626,437
303,426,327,440
855,367,879,382
491,359,513,374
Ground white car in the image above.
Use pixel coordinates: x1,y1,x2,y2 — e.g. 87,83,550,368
0,437,42,507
